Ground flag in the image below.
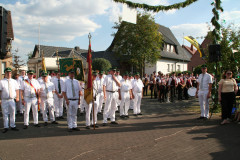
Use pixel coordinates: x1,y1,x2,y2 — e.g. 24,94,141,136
122,4,137,24
184,36,205,57
84,40,93,104
42,51,47,72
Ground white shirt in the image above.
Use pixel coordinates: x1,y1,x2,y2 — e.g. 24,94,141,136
98,78,104,93
0,78,19,99
52,78,64,94
93,79,100,97
120,79,132,92
103,74,119,92
62,78,81,99
19,75,28,81
198,73,213,91
132,79,144,93
21,78,41,98
39,81,55,98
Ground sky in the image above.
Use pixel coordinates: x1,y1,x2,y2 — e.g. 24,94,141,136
1,0,240,63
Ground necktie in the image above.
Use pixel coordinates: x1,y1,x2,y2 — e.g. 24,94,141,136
8,79,13,99
45,82,49,98
71,80,75,97
58,79,61,93
200,74,205,90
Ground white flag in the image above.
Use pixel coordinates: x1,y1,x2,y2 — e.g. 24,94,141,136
122,4,137,24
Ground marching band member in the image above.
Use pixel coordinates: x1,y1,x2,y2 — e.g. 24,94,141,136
102,68,121,126
97,71,104,114
85,71,99,129
39,72,58,126
132,72,144,116
168,72,178,103
21,70,41,129
119,72,132,118
184,73,192,100
177,73,184,101
159,74,166,103
0,68,20,133
52,71,64,120
62,69,82,132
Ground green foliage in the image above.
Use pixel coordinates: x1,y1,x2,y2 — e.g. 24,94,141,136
113,0,198,12
112,12,163,73
193,65,202,75
92,58,112,72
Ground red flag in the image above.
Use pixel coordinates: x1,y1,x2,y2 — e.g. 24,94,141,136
84,40,93,104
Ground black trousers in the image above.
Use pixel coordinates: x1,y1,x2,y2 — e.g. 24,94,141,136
184,87,189,100
170,86,176,102
159,85,166,102
143,85,148,96
177,85,183,100
221,92,236,120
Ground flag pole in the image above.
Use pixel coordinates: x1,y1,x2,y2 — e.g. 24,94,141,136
88,33,95,130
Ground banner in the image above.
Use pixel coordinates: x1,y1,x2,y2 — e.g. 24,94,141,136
59,58,84,81
184,36,205,57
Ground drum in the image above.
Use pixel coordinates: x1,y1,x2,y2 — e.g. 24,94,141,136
188,87,197,97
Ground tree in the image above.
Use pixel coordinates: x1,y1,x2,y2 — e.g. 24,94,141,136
92,58,112,72
112,12,163,76
27,51,33,60
12,49,25,71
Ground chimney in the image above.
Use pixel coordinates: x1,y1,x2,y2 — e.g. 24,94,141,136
190,44,193,51
74,46,80,51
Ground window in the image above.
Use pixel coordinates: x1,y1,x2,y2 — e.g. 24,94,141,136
167,64,170,72
171,64,174,72
2,62,6,74
167,44,170,52
177,65,180,71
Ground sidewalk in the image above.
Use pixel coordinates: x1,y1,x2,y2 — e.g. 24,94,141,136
0,97,240,160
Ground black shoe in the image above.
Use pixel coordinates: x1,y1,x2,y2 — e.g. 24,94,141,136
68,128,73,132
203,117,208,120
34,124,41,127
137,113,142,115
102,123,107,126
72,127,80,131
60,116,64,119
125,115,129,118
11,127,19,131
111,121,118,125
116,110,119,113
133,114,138,116
86,126,90,129
51,121,58,124
23,125,28,129
107,118,110,121
98,112,102,115
2,128,8,133
197,116,205,120
120,115,125,119
80,113,84,116
44,122,48,126
19,113,24,117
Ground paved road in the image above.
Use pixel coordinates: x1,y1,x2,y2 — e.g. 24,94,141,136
0,97,240,160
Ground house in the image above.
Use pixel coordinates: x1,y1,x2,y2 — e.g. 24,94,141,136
144,24,191,75
28,45,87,77
0,10,14,79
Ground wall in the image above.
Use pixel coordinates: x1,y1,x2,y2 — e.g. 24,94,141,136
0,57,13,79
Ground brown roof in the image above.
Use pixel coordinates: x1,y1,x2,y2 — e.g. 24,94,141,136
182,45,197,55
7,11,14,40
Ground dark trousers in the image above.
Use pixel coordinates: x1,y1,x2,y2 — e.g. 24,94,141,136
143,85,148,96
177,85,183,100
170,86,176,102
184,87,189,100
150,85,157,99
159,85,166,102
221,92,235,120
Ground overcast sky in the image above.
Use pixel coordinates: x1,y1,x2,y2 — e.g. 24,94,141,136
1,0,240,63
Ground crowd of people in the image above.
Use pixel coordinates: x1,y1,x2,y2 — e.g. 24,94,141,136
0,68,144,133
0,64,239,133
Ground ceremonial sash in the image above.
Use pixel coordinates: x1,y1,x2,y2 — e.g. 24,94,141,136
24,80,37,97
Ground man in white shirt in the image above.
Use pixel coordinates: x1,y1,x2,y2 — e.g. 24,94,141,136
62,69,82,132
39,72,58,126
19,70,28,81
132,72,144,116
52,71,64,120
85,71,99,129
21,70,41,129
0,68,20,133
102,68,121,126
15,71,24,116
119,72,132,118
196,65,213,119
97,71,104,114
